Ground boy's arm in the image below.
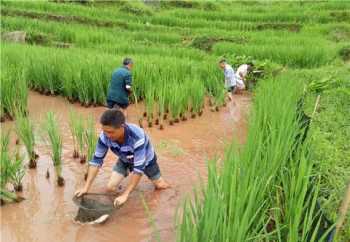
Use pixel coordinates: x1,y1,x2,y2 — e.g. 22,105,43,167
114,173,142,207
75,136,109,197
114,139,147,206
125,72,132,94
76,166,100,196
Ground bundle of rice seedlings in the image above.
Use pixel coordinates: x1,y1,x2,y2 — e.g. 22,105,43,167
15,112,39,169
44,112,64,187
10,146,25,192
84,115,97,180
0,131,23,204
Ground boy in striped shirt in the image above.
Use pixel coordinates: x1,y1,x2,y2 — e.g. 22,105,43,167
75,109,169,207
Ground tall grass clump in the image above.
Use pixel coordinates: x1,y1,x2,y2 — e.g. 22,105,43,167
44,112,64,187
15,112,39,169
177,76,328,241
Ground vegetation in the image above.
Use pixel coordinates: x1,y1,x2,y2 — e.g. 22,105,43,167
0,0,349,240
177,76,329,242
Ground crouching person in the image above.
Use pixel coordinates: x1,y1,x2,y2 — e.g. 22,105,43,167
75,109,169,207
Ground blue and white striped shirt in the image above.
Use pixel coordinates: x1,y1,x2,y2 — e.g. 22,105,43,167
224,64,237,88
89,123,155,174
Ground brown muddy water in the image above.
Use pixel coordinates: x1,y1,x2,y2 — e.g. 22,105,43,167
0,91,251,242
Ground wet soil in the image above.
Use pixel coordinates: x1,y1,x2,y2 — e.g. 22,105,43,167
0,91,250,242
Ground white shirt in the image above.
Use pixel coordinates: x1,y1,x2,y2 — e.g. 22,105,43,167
236,64,249,79
224,64,236,88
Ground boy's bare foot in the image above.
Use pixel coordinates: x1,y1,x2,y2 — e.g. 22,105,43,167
153,177,170,190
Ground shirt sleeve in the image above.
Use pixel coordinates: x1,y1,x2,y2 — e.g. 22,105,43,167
132,138,146,175
125,72,132,90
89,136,109,167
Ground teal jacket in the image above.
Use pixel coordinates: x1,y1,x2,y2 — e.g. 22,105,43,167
107,66,132,104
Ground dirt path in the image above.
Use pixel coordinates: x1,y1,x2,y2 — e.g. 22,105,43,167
0,91,250,242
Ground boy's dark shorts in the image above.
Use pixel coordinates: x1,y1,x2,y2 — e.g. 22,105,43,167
112,154,161,180
106,100,128,110
227,86,236,92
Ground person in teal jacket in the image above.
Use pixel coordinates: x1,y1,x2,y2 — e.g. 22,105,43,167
107,58,134,115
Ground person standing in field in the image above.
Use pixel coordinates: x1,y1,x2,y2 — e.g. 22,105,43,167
218,59,240,100
236,63,253,90
106,58,134,116
75,109,170,207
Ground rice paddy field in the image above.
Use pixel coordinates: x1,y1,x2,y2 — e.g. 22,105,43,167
1,1,349,242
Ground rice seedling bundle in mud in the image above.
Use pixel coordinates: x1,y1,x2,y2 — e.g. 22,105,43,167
0,131,25,204
44,112,64,187
10,145,25,192
15,112,39,169
68,109,86,163
83,115,98,180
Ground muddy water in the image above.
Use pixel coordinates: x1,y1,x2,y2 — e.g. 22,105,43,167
0,91,251,242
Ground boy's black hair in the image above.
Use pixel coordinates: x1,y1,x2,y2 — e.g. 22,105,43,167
100,108,125,128
218,58,226,64
123,57,133,66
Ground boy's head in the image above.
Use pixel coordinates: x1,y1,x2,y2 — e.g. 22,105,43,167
247,62,254,72
100,109,125,141
218,59,226,69
123,57,134,70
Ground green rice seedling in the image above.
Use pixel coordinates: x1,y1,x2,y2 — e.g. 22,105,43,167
85,115,97,162
0,131,22,204
177,83,190,122
10,146,25,192
157,84,167,130
0,131,13,203
44,112,64,187
15,111,38,169
76,115,86,164
191,79,206,117
68,109,80,158
84,115,97,180
68,109,86,163
168,84,183,125
145,86,155,128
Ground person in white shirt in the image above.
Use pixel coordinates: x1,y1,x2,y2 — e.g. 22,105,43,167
236,63,253,91
218,59,237,101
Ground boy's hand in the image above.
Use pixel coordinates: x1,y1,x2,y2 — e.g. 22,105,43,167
114,193,129,207
75,187,88,197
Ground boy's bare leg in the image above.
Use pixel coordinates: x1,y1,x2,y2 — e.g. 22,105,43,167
106,171,124,193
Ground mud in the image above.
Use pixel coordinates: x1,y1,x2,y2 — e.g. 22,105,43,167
0,91,250,242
